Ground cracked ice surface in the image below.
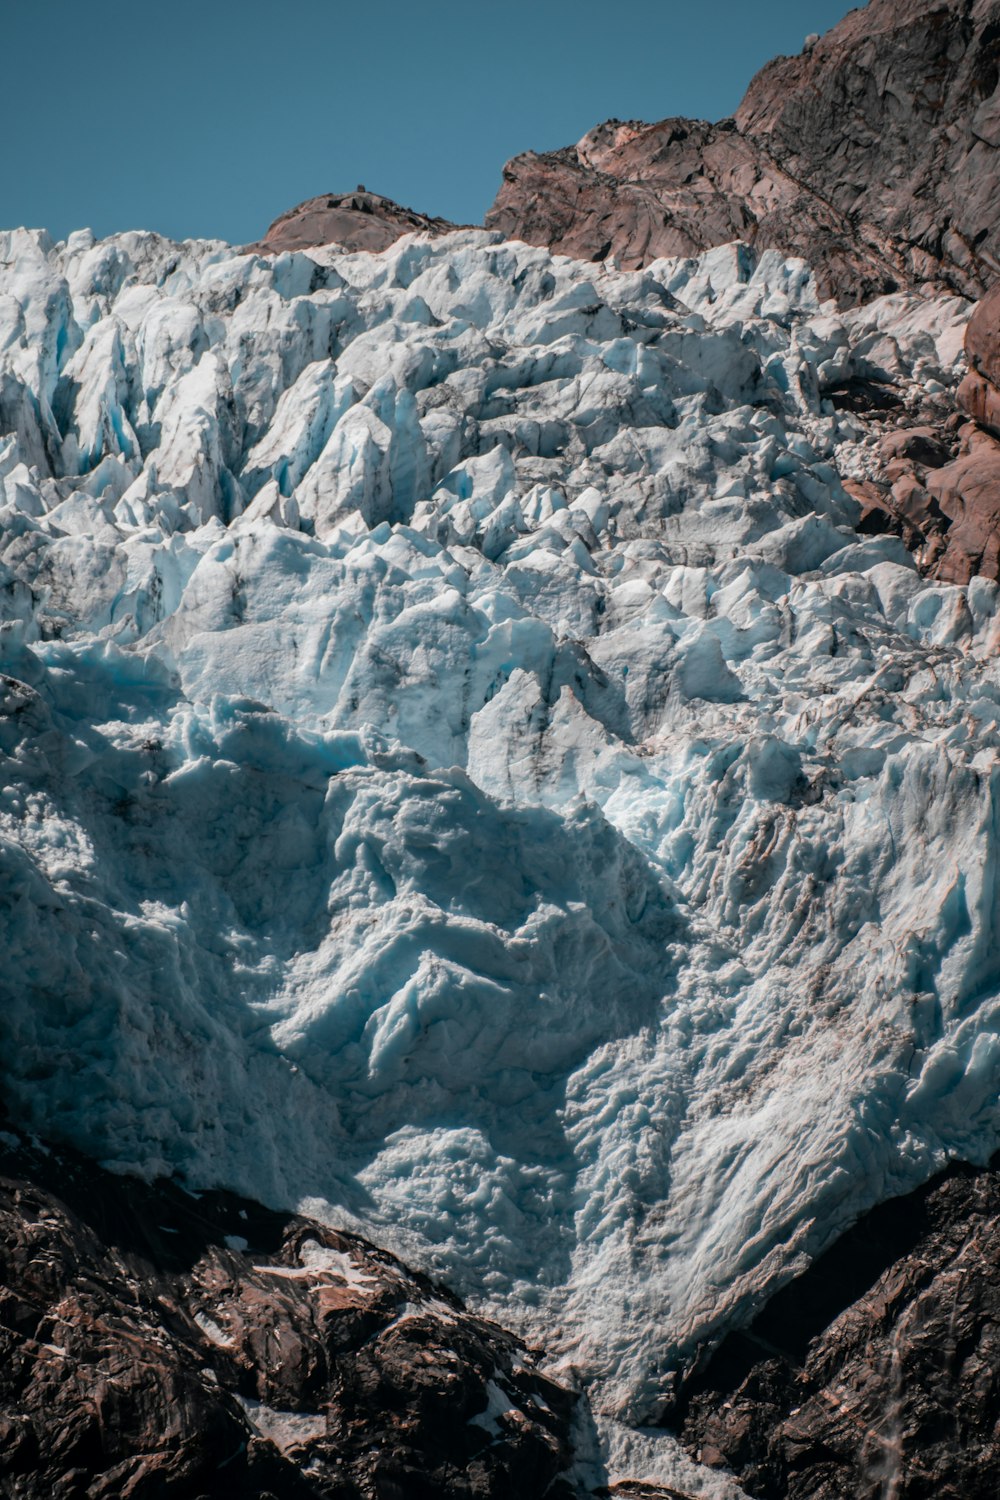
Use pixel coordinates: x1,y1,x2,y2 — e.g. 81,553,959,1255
0,222,995,1424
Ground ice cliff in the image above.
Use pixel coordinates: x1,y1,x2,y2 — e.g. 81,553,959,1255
0,221,996,1457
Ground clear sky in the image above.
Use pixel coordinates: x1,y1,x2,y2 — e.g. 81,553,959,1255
3,0,863,246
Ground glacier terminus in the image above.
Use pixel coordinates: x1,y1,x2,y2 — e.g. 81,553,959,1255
0,216,997,1492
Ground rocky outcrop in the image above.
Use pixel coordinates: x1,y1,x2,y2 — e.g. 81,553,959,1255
735,0,1000,299
485,117,903,304
922,423,1000,581
0,1128,576,1499
843,414,1000,586
670,1158,1000,1499
961,284,1000,434
487,0,1000,304
252,189,459,256
860,282,1000,583
919,284,1000,580
823,283,1000,584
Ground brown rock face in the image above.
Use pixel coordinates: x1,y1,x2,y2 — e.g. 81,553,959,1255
487,0,1000,304
486,118,901,303
957,369,1000,435
736,0,1000,298
253,189,460,257
844,419,1000,587
924,424,1000,581
670,1158,1000,1499
893,283,1000,579
962,284,1000,435
966,286,1000,387
0,1130,576,1499
840,282,1000,584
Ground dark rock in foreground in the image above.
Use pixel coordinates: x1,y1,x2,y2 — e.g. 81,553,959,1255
670,1158,1000,1498
0,1129,575,1499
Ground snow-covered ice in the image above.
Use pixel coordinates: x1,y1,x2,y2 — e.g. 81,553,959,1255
0,220,995,1454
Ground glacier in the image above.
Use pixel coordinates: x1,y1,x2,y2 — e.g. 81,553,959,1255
0,220,996,1478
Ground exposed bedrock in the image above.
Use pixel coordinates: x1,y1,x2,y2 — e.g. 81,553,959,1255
961,284,1000,436
485,116,904,305
931,285,1000,579
0,1128,577,1500
671,1158,1000,1499
851,282,1000,582
487,0,1000,305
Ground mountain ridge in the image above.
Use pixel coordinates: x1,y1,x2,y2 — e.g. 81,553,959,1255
256,2,1000,309
487,0,1000,304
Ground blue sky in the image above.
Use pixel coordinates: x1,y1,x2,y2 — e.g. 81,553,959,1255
3,0,862,245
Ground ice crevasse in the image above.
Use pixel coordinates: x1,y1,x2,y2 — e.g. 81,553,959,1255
0,221,996,1437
